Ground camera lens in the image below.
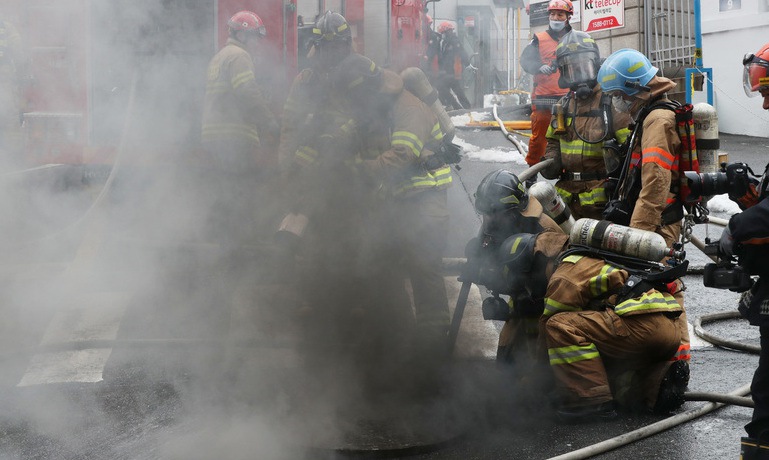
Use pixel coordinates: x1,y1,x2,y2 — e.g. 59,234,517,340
685,171,730,199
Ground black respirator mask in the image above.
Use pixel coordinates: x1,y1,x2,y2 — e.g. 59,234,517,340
558,54,598,100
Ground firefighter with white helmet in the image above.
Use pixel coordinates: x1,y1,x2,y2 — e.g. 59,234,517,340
201,11,280,245
721,42,769,460
540,30,632,220
520,0,573,186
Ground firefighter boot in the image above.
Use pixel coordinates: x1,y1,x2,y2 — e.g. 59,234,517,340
741,437,769,459
556,401,618,424
653,360,690,414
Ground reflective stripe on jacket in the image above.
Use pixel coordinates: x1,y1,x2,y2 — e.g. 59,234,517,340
201,39,276,148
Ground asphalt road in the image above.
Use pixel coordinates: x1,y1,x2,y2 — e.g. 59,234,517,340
0,129,765,459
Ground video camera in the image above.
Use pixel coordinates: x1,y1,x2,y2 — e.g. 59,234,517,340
684,162,754,201
701,241,754,292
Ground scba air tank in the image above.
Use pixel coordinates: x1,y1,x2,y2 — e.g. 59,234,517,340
570,218,679,261
529,181,575,233
401,67,456,141
693,103,719,174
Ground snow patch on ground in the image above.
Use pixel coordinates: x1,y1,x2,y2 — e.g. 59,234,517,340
453,137,527,165
707,194,741,216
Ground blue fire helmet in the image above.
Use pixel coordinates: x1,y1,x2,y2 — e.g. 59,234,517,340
597,48,658,96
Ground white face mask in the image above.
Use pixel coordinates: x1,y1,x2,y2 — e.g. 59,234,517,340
549,20,566,31
612,94,633,113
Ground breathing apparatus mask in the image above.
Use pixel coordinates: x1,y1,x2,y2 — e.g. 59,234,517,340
556,32,600,100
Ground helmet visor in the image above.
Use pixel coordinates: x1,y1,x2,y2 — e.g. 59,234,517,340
743,54,769,97
560,53,598,88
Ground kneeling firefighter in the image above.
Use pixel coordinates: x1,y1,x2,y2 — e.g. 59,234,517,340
502,221,689,422
540,30,631,220
466,169,564,364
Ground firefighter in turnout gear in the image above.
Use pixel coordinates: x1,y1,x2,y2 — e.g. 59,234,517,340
541,31,631,220
470,169,564,364
520,0,573,180
723,43,769,460
597,48,691,414
0,16,22,168
333,53,453,354
201,11,279,245
278,10,353,173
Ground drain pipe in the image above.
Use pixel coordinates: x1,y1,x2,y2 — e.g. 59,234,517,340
547,383,752,460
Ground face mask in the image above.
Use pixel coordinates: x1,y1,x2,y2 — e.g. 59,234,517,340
549,20,566,31
612,94,633,113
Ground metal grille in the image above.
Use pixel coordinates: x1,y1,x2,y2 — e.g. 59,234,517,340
646,0,695,70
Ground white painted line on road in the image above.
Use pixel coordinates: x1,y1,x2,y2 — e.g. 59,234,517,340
689,321,712,349
446,277,499,360
17,292,130,387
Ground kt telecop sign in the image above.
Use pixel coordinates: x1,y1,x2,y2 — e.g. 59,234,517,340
582,0,625,32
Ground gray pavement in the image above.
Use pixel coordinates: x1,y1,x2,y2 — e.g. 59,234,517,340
0,129,766,459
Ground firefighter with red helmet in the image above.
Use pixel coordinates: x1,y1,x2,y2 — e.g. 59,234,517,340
721,43,769,460
0,14,23,169
520,0,573,185
201,11,280,245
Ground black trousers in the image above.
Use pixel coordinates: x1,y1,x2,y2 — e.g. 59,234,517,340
747,326,769,439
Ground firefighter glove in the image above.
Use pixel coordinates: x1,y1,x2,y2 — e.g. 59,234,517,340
539,64,556,75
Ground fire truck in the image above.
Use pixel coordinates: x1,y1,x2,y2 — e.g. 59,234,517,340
7,0,429,169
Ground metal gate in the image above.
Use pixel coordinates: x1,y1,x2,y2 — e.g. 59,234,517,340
644,0,695,72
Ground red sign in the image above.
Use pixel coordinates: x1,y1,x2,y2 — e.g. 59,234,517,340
586,16,621,32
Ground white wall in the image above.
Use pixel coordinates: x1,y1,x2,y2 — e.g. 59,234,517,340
702,0,769,136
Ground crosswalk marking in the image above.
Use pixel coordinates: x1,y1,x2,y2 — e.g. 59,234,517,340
17,292,130,387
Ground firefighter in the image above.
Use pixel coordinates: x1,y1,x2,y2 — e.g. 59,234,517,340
0,15,23,168
493,231,685,422
201,11,280,246
597,48,691,407
331,53,454,356
434,21,470,110
278,10,353,173
470,169,564,363
520,0,573,185
722,43,769,460
540,31,632,220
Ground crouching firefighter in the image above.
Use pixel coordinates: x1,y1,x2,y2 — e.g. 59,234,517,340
500,224,689,422
540,30,631,220
464,169,564,364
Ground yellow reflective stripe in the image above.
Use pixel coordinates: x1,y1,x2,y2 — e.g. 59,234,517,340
589,264,616,297
577,187,608,206
543,297,580,317
394,166,453,194
392,131,423,157
293,146,318,166
615,127,631,144
613,291,680,315
562,255,583,264
554,185,574,205
202,124,259,141
560,139,604,157
232,70,255,89
548,343,600,365
205,81,229,93
431,123,443,141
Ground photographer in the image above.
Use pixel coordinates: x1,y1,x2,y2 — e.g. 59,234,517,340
721,43,769,460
